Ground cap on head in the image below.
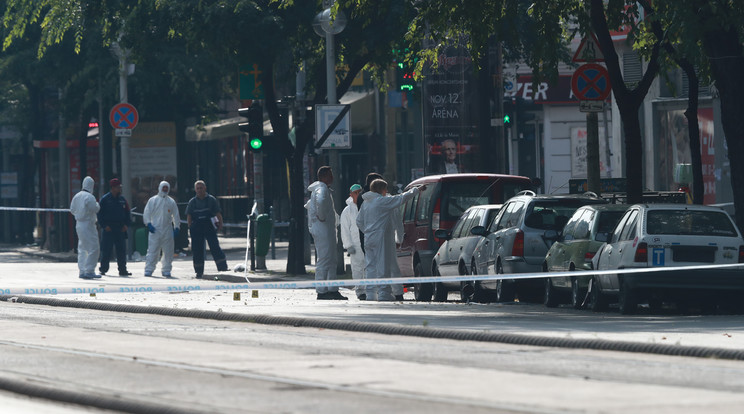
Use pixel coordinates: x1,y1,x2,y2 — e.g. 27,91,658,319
109,178,121,187
350,184,362,192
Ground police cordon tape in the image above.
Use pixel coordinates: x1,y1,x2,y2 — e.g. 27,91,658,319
2,262,743,296
0,206,71,213
0,205,248,228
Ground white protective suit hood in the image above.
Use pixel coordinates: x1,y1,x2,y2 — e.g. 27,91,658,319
362,191,380,202
305,180,338,228
158,181,170,198
82,176,95,193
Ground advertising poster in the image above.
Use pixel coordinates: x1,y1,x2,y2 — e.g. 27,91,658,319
570,127,608,178
128,122,178,213
658,108,716,204
422,44,478,175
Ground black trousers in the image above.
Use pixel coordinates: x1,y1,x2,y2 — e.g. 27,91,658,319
190,221,227,275
100,227,127,273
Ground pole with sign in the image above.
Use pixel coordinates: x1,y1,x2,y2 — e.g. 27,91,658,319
571,46,610,194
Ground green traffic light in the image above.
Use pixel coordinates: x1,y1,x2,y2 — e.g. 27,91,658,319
250,138,263,150
503,114,511,124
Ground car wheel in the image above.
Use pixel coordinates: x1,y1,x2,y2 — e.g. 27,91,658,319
543,278,559,308
570,275,586,310
459,262,474,302
588,277,608,312
618,278,638,315
469,259,492,303
648,295,663,313
432,265,448,302
495,261,515,303
413,262,433,302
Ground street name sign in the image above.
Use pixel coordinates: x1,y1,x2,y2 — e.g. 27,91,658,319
315,104,351,149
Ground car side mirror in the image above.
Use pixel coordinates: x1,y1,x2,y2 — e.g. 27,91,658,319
595,232,609,242
544,229,559,241
434,229,450,240
470,225,488,237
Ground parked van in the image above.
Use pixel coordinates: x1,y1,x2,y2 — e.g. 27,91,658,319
396,173,535,301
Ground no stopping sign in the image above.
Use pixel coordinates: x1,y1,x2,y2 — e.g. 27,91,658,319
571,64,611,101
109,103,139,129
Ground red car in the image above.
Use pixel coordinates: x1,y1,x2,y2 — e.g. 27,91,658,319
396,173,535,301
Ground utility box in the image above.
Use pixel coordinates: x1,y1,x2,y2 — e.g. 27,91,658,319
135,226,148,256
255,214,273,257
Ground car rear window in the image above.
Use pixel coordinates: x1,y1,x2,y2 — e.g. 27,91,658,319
441,181,526,222
524,200,595,231
646,210,739,237
597,211,625,234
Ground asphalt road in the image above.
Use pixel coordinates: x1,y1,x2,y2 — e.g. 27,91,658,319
3,302,744,413
2,243,744,412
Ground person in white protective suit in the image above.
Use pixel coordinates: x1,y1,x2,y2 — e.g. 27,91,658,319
340,184,366,300
70,176,101,279
305,166,347,300
356,179,421,301
143,181,181,277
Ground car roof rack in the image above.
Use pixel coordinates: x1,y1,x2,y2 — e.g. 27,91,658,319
583,191,599,198
516,190,536,197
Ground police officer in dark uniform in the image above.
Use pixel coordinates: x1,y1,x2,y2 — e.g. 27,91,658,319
98,178,132,276
186,180,228,278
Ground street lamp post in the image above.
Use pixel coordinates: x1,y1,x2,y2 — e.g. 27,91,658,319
313,4,347,207
314,3,347,274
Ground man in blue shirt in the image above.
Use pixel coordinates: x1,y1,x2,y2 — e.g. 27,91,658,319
186,180,228,278
97,178,132,276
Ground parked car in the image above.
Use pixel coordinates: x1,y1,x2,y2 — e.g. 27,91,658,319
470,191,608,303
542,204,629,308
396,173,535,302
432,204,502,302
591,204,744,314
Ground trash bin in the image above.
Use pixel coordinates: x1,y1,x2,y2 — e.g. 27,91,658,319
135,226,148,256
255,214,273,257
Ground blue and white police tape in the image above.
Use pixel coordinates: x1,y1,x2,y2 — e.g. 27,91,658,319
131,211,247,228
2,262,743,296
1,205,249,228
0,206,70,212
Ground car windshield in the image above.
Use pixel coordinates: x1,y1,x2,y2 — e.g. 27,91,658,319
646,210,739,237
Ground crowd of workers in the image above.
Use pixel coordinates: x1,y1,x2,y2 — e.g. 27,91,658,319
70,177,227,279
307,166,422,301
70,166,419,301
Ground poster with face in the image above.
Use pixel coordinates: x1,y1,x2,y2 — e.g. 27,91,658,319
658,108,716,204
423,44,478,175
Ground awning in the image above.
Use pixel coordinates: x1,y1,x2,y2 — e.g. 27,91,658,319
185,117,243,142
340,90,375,134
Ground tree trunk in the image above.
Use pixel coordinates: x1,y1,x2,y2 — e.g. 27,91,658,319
286,142,308,275
678,60,703,204
701,28,744,227
618,105,643,202
590,0,661,204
